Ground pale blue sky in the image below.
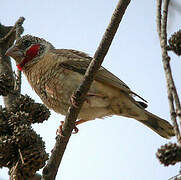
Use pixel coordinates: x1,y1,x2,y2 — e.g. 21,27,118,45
1,1,181,180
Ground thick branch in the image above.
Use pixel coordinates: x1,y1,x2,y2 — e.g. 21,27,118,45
0,24,16,108
41,0,131,179
0,17,24,108
0,17,43,180
156,0,181,143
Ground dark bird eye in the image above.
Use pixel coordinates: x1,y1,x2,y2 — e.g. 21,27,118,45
23,40,32,49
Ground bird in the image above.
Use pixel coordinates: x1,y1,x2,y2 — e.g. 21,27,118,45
5,34,175,139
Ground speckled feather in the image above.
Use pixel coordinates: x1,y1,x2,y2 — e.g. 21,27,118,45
6,35,175,139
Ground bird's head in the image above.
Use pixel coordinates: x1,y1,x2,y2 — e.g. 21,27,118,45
6,35,54,70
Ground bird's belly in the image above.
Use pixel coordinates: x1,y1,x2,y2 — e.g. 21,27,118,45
26,68,123,120
39,82,115,119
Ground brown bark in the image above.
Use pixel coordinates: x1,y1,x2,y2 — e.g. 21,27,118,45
0,24,16,108
156,0,181,144
0,17,25,108
0,17,43,180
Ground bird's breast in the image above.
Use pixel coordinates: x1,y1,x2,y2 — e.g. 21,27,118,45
24,58,84,115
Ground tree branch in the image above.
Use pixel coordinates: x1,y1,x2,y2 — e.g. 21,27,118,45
156,0,181,144
169,174,181,180
0,25,16,108
156,0,162,39
41,0,131,179
0,17,43,180
14,17,25,94
0,17,24,108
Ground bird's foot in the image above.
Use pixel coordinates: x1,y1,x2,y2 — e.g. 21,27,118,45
72,125,79,134
56,121,65,137
56,119,89,136
56,121,79,136
70,94,79,108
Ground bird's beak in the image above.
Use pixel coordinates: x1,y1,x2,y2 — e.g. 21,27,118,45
5,46,24,59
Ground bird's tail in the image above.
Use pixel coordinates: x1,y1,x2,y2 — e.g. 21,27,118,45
137,111,175,139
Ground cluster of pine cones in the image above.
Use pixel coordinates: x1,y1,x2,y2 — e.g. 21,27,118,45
0,95,50,179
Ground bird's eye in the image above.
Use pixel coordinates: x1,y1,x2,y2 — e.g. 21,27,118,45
23,40,32,49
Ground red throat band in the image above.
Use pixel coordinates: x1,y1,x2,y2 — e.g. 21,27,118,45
17,44,40,71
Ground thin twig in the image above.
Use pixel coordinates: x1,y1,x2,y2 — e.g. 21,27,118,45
11,161,19,178
0,17,24,43
156,0,181,143
156,0,162,39
169,173,181,180
14,18,25,94
41,0,131,179
14,17,24,94
18,148,25,165
15,70,22,94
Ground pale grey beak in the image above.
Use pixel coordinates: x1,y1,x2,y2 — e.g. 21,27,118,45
5,46,24,59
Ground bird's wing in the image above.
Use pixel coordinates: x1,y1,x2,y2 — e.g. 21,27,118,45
51,49,147,102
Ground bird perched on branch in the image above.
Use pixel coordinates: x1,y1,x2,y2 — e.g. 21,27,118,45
6,35,174,139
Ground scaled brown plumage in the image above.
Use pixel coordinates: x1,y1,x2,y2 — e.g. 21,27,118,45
6,34,175,139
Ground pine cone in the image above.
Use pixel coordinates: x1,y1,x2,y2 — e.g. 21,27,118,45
156,143,181,166
9,94,50,123
9,136,48,179
8,111,32,130
0,135,18,168
12,124,39,148
169,30,181,56
0,73,14,96
0,108,17,135
0,94,50,177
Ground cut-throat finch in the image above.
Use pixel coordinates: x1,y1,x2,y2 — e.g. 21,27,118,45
6,35,175,139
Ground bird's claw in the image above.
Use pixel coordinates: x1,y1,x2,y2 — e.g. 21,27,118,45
56,121,79,136
70,94,79,108
56,121,65,137
72,126,79,134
